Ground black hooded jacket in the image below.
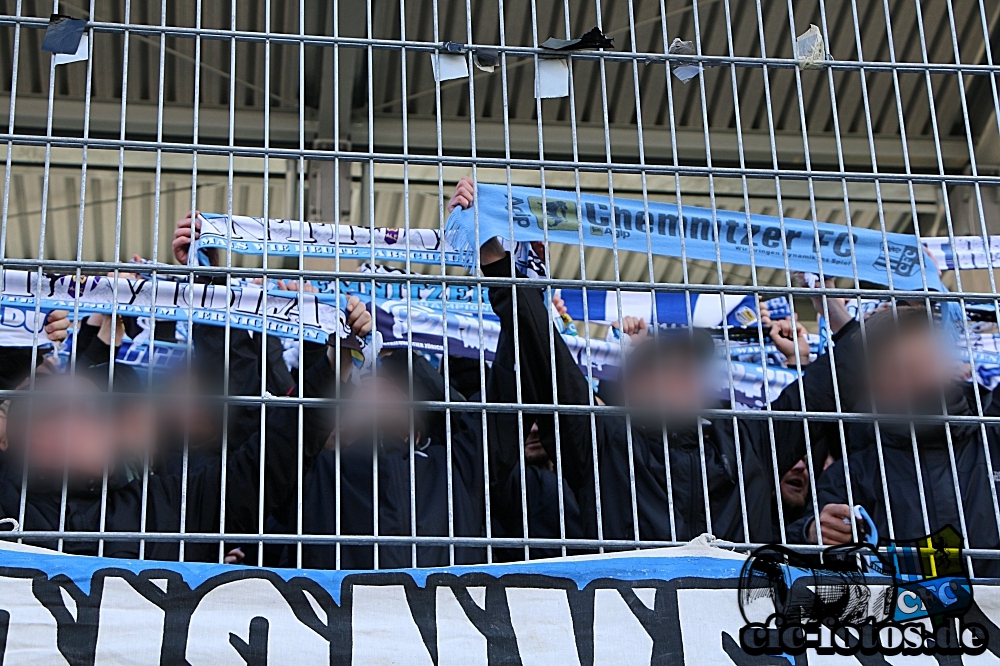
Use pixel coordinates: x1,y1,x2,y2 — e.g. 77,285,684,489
486,294,586,560
289,350,486,570
0,325,321,562
483,254,825,545
786,321,1000,576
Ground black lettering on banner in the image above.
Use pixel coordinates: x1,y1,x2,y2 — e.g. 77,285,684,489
229,216,266,242
615,206,632,231
424,229,443,251
634,211,648,234
310,297,323,333
267,295,299,322
44,274,60,298
510,196,532,228
725,221,740,245
0,563,995,664
341,226,358,246
783,230,803,249
162,281,178,308
0,608,9,659
722,633,788,666
2,271,34,298
285,220,318,244
661,214,678,237
834,232,856,258
687,217,714,242
229,616,269,666
760,227,782,249
199,284,212,310
124,278,148,306
584,202,610,228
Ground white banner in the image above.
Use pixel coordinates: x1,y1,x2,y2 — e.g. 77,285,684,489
0,537,995,663
195,213,466,265
923,235,1000,271
0,271,358,348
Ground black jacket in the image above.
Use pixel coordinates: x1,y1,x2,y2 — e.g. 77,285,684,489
788,416,1000,577
483,255,819,545
291,352,486,570
787,322,1000,576
486,300,586,560
0,325,321,562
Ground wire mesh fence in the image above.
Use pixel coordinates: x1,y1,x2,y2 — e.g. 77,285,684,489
0,0,998,578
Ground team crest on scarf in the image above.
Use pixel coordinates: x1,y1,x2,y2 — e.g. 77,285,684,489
528,196,580,232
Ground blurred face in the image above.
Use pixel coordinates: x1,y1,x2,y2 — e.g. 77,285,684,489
868,329,954,413
336,375,416,446
624,356,708,416
157,373,221,450
11,377,116,480
116,399,157,462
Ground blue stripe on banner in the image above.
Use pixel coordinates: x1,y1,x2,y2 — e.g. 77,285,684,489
332,280,762,329
55,334,188,376
560,289,606,322
653,292,688,325
115,340,188,373
558,291,761,328
445,184,947,291
0,541,743,603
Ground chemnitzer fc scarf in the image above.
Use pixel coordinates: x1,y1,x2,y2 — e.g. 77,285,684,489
445,184,948,292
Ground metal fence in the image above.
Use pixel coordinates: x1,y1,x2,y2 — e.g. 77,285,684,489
0,0,999,574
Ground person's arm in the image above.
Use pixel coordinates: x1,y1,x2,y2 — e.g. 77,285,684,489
182,301,372,536
265,280,329,396
483,244,600,494
750,318,863,482
262,334,297,397
794,273,852,336
191,323,261,455
766,317,812,368
78,314,125,367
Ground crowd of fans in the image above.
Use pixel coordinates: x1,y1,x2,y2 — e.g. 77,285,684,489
0,177,995,575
